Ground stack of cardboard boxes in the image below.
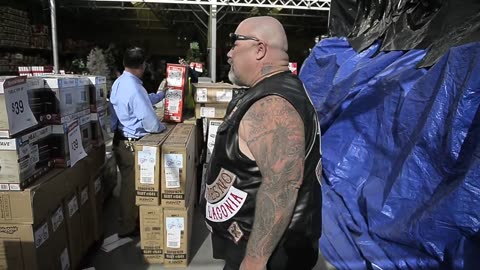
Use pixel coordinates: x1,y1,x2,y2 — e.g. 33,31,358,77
0,7,30,48
0,75,111,269
0,76,53,191
136,123,197,267
192,82,245,185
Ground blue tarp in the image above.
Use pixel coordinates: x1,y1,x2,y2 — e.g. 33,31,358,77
299,37,480,270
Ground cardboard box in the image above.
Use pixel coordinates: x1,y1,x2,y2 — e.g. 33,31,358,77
79,182,95,254
183,117,203,165
86,144,106,241
87,144,106,173
164,89,184,123
206,119,223,163
140,205,164,264
195,103,228,119
64,192,83,269
0,125,54,189
89,173,104,242
61,160,89,269
51,117,91,167
135,124,176,206
47,205,71,270
163,205,194,268
193,83,245,104
161,124,196,208
0,76,41,138
90,108,110,147
0,210,70,270
87,76,107,113
102,152,117,199
41,76,90,124
164,64,189,123
79,113,92,153
0,169,65,224
166,64,188,90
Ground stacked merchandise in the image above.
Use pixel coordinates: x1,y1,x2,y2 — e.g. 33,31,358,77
0,147,107,270
136,123,197,267
0,55,49,75
0,75,110,269
88,76,110,147
0,8,51,75
0,76,52,190
43,76,91,167
0,7,30,48
192,82,245,184
164,64,189,123
18,66,54,77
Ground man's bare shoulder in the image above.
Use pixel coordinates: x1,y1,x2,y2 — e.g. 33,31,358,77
239,95,302,142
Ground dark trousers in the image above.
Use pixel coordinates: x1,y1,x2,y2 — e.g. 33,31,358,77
113,139,138,234
212,234,319,270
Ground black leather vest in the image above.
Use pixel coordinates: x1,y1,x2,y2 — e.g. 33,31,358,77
200,71,322,245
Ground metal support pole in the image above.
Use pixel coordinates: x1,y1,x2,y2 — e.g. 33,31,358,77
49,0,59,74
208,2,217,82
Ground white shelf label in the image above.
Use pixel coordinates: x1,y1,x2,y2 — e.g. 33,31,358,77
196,88,208,102
34,222,49,248
68,122,87,166
68,196,79,217
140,164,155,184
200,107,215,118
165,167,180,188
216,89,232,102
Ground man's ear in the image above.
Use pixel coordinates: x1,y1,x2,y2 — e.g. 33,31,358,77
255,42,267,60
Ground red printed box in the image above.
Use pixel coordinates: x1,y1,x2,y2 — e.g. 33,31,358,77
164,64,189,123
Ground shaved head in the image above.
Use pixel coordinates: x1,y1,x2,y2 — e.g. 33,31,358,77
237,16,288,52
227,16,290,87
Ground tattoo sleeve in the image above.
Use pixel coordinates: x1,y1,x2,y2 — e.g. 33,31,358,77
240,95,305,263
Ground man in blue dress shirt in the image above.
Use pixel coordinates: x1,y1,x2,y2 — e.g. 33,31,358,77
110,47,166,237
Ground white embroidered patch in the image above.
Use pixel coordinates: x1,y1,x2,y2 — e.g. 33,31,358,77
228,221,244,244
206,186,247,222
206,168,237,203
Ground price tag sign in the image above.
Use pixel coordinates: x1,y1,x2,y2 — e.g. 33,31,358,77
4,77,38,135
68,121,87,166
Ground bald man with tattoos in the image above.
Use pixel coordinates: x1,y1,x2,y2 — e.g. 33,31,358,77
200,16,322,270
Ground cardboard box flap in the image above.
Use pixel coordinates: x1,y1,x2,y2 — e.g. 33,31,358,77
163,124,194,146
136,124,176,146
192,82,242,89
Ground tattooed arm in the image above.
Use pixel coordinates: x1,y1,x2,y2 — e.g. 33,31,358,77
238,95,305,270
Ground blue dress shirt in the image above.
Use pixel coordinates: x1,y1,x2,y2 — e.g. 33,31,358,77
110,71,165,138
148,91,165,104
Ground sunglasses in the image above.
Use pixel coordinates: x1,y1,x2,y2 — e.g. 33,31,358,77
229,33,260,46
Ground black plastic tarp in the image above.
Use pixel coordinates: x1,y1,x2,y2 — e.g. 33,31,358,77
329,0,480,67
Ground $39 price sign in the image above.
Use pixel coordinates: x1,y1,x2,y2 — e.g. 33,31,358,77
4,77,38,135
68,121,87,166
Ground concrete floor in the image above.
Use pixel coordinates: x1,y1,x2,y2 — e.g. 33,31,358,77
81,167,336,270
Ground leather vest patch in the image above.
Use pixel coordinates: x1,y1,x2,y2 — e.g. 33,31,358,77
205,168,237,203
206,186,247,222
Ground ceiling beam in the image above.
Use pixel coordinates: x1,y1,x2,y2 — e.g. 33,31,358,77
75,0,331,11
59,4,326,18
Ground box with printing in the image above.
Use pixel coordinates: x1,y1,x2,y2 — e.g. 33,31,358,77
0,126,53,190
40,76,90,124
